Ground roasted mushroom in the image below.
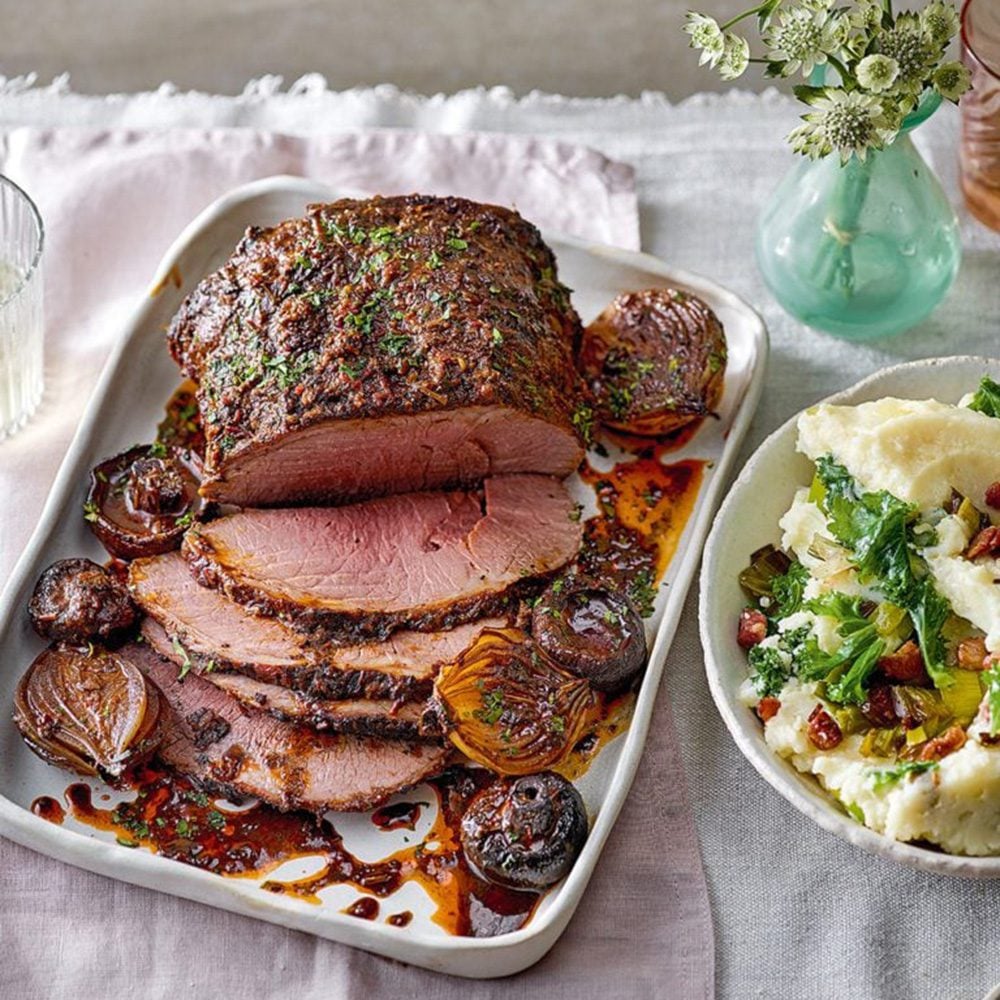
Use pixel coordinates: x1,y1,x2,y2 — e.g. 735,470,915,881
460,771,588,889
532,577,646,691
28,558,137,645
85,444,203,559
578,288,726,436
433,628,594,775
14,645,163,779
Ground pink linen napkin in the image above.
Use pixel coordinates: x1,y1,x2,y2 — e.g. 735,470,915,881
0,127,712,999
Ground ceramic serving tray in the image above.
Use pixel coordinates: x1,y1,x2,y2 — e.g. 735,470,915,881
0,176,768,976
700,356,1000,880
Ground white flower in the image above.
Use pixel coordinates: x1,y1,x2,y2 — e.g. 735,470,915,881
685,12,726,67
718,33,751,80
875,14,933,95
790,90,898,163
933,60,973,102
921,2,961,48
856,53,900,93
849,0,884,33
764,5,845,78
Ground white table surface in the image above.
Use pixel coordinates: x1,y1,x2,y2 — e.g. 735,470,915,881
1,77,999,1000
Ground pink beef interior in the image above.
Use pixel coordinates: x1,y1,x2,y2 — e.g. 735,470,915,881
189,474,581,615
127,641,449,812
202,405,583,507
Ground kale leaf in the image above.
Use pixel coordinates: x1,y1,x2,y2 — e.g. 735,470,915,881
811,457,954,698
800,593,886,704
967,376,1000,418
909,578,953,689
815,458,917,604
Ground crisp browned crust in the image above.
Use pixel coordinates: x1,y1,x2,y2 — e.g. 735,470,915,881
168,194,586,491
182,528,549,645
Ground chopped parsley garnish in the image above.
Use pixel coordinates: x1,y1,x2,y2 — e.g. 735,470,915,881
149,440,168,459
207,810,226,831
261,351,316,389
377,332,410,356
302,288,334,308
474,689,506,725
339,358,368,379
571,402,595,443
175,511,194,529
628,567,657,618
427,250,442,269
171,636,193,681
491,327,504,346
82,501,100,523
446,237,468,251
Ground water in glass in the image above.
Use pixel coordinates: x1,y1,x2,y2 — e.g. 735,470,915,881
0,177,44,441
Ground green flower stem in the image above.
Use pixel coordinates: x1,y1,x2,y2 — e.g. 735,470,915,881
813,157,874,297
825,55,853,88
720,2,767,31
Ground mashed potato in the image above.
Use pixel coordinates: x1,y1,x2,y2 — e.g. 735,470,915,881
755,393,1000,856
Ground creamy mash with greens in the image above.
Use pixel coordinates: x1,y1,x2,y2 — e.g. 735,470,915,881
738,377,1000,856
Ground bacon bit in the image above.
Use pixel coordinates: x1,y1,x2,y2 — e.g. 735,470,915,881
877,641,930,685
737,608,768,649
986,483,1000,510
917,725,967,762
966,525,1000,560
756,697,781,723
957,636,990,671
807,705,842,751
860,685,898,728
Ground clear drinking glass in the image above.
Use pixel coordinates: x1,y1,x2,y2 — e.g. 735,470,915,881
961,0,1000,232
0,176,44,441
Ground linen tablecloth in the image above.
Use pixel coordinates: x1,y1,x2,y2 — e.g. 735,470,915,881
2,75,1000,1000
0,116,712,999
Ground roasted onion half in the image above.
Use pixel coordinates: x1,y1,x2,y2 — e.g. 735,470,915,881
14,645,163,779
433,628,594,775
85,444,203,559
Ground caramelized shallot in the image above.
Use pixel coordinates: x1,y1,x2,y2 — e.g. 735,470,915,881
578,288,726,436
13,645,163,778
433,628,594,775
85,444,203,560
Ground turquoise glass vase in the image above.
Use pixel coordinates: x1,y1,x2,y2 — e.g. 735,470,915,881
755,92,962,341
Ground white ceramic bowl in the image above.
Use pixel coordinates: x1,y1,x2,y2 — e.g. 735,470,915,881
699,355,1000,878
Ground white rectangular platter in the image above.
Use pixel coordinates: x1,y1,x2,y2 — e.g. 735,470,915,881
0,176,767,978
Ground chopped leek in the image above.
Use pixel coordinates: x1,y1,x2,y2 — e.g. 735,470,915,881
983,660,1000,736
940,669,984,725
868,760,938,792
